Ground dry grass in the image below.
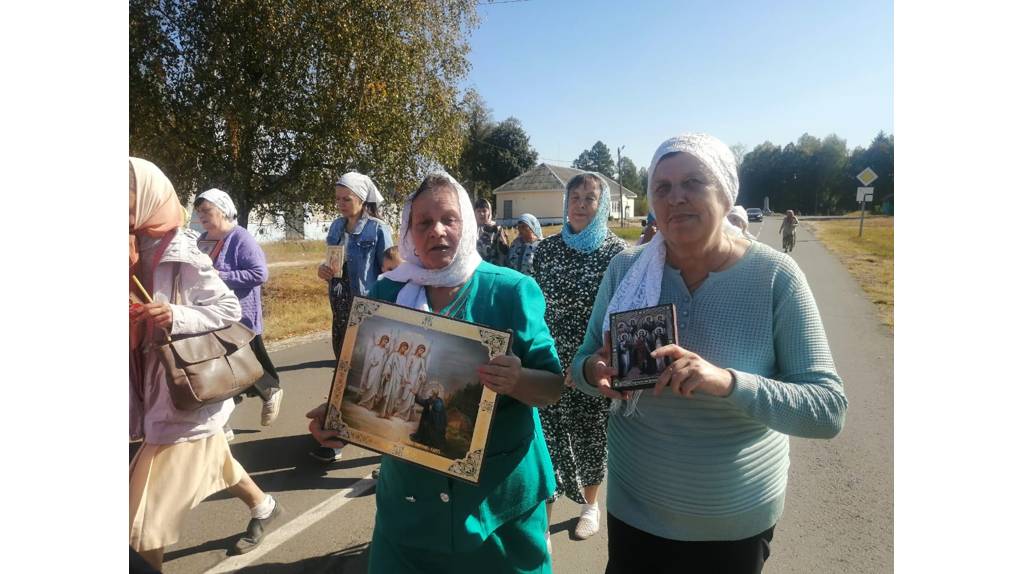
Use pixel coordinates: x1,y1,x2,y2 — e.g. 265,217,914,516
805,217,894,328
262,263,332,343
261,240,326,264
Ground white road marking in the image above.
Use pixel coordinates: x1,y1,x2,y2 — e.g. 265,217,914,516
202,473,376,574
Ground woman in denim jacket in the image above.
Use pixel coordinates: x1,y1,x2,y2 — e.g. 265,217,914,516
311,171,394,462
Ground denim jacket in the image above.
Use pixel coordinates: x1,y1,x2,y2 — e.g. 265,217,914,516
326,214,394,296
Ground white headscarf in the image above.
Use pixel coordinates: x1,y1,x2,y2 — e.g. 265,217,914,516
606,133,743,416
336,172,385,204
380,172,482,311
196,188,238,221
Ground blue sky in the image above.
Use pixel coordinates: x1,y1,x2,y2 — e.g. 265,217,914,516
464,0,893,171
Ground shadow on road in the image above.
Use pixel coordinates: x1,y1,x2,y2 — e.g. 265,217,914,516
234,541,370,574
278,359,337,373
164,532,239,562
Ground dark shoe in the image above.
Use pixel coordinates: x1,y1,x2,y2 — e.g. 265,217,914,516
371,467,381,480
232,502,284,555
309,446,343,463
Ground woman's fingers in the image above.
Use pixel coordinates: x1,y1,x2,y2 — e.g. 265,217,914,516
650,344,688,360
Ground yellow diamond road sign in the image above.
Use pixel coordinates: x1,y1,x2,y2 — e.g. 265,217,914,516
857,167,878,186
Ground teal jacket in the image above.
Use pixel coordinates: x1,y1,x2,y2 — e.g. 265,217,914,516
369,262,561,552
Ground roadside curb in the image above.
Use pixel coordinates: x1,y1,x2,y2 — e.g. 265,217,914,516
265,330,331,353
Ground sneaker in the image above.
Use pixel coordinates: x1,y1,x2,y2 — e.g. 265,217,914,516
546,531,553,555
261,388,284,427
371,467,381,480
309,446,343,463
224,425,235,442
574,503,601,539
232,501,284,555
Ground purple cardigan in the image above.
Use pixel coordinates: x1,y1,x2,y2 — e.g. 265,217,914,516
200,226,268,335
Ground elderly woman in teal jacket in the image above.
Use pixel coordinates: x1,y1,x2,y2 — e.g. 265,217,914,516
307,172,563,573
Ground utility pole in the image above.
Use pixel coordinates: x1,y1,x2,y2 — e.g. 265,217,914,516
617,145,626,228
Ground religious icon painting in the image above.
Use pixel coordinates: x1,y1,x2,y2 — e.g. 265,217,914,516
326,245,346,279
197,239,220,257
608,303,678,391
324,296,511,484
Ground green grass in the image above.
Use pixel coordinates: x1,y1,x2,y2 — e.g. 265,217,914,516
805,217,894,328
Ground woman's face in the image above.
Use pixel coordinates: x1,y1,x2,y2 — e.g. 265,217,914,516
566,180,601,233
336,186,365,219
416,345,426,356
474,204,491,226
516,221,537,243
410,185,463,270
651,152,728,247
399,342,409,354
379,336,390,347
196,200,228,233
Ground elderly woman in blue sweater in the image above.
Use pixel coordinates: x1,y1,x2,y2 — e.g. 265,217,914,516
573,133,847,574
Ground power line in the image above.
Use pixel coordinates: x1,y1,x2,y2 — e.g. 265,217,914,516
478,0,533,5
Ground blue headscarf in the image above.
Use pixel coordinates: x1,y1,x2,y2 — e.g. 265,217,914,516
560,172,610,253
516,213,543,240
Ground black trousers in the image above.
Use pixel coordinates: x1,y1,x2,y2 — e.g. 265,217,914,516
605,513,774,574
243,334,280,401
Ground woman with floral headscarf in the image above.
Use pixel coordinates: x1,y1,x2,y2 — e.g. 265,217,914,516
194,188,283,430
129,159,282,570
311,171,394,463
307,172,563,573
532,172,628,544
572,134,847,573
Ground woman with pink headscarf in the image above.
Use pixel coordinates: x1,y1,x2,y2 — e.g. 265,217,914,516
129,158,283,570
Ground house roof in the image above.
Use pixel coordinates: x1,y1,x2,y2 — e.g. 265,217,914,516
493,164,638,199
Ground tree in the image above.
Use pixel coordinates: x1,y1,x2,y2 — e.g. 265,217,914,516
454,89,495,199
572,141,616,177
130,0,478,226
730,143,748,168
638,166,649,196
477,117,538,191
618,156,640,193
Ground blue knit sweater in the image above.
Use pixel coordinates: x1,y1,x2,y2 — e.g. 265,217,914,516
571,240,847,541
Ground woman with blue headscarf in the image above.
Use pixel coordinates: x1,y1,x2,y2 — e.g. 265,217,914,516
532,172,628,546
508,213,544,276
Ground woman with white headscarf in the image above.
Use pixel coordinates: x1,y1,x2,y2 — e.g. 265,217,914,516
532,172,628,544
310,171,395,463
129,159,282,570
571,134,848,573
727,204,757,241
507,213,544,276
307,172,564,573
193,189,283,429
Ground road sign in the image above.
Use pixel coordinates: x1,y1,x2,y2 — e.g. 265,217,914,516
857,187,874,202
857,167,878,186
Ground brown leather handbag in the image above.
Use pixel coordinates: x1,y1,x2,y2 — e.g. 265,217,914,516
157,263,264,411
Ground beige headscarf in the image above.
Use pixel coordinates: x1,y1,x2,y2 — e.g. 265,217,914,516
129,157,183,271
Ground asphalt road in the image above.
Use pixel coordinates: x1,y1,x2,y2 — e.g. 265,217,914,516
157,216,893,573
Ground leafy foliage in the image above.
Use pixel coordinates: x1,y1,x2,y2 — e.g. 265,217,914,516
453,92,538,201
572,140,616,177
129,0,478,226
737,132,894,215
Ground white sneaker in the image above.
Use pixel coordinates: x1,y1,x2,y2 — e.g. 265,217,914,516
574,503,601,539
261,388,284,426
546,531,552,555
224,425,235,442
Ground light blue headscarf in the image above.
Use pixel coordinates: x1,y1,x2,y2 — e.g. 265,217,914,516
560,172,610,253
516,213,543,240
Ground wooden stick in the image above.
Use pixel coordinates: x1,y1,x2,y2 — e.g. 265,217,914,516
131,275,153,304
